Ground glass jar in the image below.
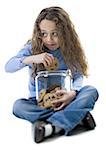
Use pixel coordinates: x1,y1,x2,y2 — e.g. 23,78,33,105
35,70,73,101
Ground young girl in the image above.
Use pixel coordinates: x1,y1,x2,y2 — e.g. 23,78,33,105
5,6,99,143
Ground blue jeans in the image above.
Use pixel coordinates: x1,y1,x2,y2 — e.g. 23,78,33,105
13,85,99,135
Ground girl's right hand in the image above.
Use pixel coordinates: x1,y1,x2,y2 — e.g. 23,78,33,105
34,52,54,68
23,52,54,68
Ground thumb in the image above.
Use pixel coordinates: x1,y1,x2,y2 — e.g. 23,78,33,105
55,89,67,95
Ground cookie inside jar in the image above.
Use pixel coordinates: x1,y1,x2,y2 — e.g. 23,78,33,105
38,85,63,108
35,70,72,109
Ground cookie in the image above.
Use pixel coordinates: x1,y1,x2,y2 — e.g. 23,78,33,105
47,84,60,93
38,89,46,102
37,85,63,109
38,101,44,107
46,57,59,71
43,93,53,108
43,93,57,108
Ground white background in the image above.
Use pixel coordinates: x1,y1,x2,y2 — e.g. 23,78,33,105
0,0,106,149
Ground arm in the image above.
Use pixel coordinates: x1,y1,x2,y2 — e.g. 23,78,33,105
5,43,32,73
5,42,55,73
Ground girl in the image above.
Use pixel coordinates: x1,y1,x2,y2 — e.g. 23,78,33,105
5,6,99,143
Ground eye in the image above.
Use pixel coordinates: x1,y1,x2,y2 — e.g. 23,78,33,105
41,32,48,37
52,32,58,37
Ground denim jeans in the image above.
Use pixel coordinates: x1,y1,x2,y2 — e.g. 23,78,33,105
13,85,99,135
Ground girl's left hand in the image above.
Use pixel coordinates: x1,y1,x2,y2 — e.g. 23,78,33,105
52,90,77,111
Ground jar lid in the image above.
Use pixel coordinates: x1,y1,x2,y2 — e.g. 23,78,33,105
36,70,72,78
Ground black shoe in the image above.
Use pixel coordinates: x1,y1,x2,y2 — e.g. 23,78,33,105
83,112,96,130
33,121,47,143
34,125,45,143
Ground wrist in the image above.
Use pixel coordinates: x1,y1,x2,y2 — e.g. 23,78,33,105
23,55,35,64
71,90,78,97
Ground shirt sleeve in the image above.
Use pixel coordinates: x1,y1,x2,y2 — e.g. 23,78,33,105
5,43,32,73
72,71,83,91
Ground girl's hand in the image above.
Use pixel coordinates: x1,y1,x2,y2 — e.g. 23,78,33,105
23,52,54,68
52,90,77,111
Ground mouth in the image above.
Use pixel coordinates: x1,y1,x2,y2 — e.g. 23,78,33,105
47,43,56,46
46,44,57,48
44,43,59,50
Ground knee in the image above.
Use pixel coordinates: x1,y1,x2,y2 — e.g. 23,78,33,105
81,85,99,100
13,99,24,117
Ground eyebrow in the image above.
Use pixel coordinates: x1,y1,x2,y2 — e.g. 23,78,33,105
40,29,57,32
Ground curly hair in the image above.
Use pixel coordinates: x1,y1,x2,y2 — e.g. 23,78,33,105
31,6,88,77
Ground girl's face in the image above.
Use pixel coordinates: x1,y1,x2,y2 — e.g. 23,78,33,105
39,19,60,50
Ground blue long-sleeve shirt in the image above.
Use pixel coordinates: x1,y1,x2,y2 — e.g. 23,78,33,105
5,42,83,98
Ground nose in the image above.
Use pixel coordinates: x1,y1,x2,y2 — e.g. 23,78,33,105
46,34,53,42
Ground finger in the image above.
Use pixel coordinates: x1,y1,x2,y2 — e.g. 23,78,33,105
47,53,54,62
45,53,54,61
54,103,65,111
56,89,67,94
52,100,59,104
52,97,65,104
46,55,54,66
55,90,67,96
43,60,49,68
43,54,54,67
42,57,52,67
41,53,53,65
44,57,51,66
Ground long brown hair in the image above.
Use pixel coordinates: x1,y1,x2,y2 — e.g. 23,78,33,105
31,6,88,77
